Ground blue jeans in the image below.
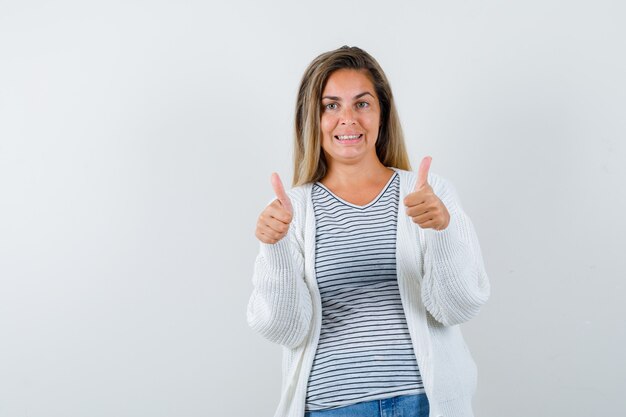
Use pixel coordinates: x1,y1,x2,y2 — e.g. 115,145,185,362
304,393,429,417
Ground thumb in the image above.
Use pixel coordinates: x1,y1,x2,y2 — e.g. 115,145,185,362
270,172,293,214
415,156,432,191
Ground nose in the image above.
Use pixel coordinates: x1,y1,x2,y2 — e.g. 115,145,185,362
339,106,356,125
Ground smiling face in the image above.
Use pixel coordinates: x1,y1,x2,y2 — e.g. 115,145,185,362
320,68,381,168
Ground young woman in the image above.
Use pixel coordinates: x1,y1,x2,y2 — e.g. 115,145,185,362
248,45,490,417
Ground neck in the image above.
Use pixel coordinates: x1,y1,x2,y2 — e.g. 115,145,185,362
322,156,391,188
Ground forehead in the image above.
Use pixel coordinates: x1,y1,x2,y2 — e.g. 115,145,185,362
322,69,376,97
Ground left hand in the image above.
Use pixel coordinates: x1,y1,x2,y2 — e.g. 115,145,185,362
403,156,451,230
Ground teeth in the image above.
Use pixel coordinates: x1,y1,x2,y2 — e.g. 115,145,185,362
337,134,361,140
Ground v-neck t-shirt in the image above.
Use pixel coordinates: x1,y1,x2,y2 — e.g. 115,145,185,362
305,172,425,411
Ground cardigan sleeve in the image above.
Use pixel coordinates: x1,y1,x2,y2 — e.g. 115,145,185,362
420,175,491,326
246,192,313,348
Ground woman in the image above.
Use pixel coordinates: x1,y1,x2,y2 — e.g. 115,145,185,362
247,45,490,417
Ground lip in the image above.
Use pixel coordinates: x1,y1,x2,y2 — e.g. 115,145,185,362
334,132,363,137
334,133,363,145
334,133,363,139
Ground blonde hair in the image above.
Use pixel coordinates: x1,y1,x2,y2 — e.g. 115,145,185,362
292,45,412,186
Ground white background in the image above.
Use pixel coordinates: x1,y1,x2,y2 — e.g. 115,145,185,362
1,1,625,416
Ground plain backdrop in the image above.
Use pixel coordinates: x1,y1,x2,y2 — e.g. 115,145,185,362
1,1,625,416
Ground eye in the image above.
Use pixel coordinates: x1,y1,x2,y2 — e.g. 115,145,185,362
356,101,370,109
324,103,338,111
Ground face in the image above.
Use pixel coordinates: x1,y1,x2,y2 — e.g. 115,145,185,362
320,68,381,167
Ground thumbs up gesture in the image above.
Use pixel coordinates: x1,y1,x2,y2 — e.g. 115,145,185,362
255,172,294,244
403,156,450,231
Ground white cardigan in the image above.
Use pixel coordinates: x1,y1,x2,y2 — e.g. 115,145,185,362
247,167,491,417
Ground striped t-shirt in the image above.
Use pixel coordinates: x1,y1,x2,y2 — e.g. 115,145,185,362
305,171,425,411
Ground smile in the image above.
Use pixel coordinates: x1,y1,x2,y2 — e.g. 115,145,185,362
334,134,363,141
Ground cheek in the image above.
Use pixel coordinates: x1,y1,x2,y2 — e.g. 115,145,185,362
365,113,381,133
320,116,335,137
366,110,380,126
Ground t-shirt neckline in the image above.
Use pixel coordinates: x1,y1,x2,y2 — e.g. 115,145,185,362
314,171,398,209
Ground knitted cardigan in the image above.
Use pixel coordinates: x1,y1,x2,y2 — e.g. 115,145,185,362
247,167,491,417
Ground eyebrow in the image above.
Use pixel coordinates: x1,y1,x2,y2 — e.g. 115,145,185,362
321,91,375,101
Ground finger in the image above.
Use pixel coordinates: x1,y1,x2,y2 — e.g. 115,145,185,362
415,156,432,191
410,214,436,228
258,230,279,244
260,227,283,241
256,229,275,244
268,202,293,224
265,217,289,234
403,188,429,208
412,211,434,224
406,204,431,218
270,172,293,214
419,218,440,229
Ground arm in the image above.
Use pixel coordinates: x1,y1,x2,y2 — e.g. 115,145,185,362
420,176,491,326
246,195,313,348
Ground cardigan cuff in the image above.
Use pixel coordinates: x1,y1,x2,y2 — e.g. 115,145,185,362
425,211,468,259
259,237,294,271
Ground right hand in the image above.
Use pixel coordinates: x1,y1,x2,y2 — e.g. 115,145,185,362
255,172,294,244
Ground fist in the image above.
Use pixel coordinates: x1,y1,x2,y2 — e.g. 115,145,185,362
255,172,294,244
403,156,450,231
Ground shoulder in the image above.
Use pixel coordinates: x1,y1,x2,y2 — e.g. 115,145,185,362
263,182,311,208
284,183,311,206
283,183,313,221
390,166,455,196
285,183,309,200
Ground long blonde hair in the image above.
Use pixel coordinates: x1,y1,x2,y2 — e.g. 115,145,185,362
292,45,412,186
